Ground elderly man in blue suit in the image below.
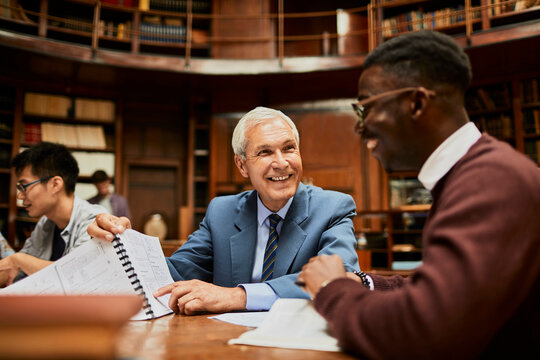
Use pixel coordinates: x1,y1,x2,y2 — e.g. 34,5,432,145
89,106,359,315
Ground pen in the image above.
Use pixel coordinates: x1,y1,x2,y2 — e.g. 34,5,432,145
295,280,306,287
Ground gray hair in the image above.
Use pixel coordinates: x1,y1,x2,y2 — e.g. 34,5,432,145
232,106,300,160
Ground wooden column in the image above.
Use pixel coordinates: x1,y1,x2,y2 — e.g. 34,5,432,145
38,0,48,38
92,0,101,54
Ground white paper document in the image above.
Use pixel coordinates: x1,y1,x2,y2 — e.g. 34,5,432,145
0,229,174,320
209,311,269,328
228,298,340,352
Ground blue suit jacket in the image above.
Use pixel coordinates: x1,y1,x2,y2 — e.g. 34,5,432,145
166,183,359,298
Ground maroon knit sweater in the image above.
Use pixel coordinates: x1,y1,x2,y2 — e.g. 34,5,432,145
314,135,540,359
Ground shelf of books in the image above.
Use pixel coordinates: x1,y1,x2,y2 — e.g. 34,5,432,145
521,77,540,164
21,91,118,201
357,207,429,271
376,0,540,40
0,0,211,56
378,0,482,39
192,102,210,229
356,176,432,271
465,77,540,165
466,82,515,143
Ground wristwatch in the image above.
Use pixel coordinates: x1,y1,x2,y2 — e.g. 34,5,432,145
353,270,371,289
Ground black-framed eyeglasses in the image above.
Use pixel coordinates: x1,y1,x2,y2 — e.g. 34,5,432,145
351,87,436,133
16,176,53,193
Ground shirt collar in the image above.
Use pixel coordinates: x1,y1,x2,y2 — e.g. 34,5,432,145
418,122,481,191
60,195,84,235
257,195,294,226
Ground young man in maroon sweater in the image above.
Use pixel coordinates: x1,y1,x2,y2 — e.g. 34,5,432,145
298,30,540,359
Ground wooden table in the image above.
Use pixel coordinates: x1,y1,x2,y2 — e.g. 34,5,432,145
116,313,356,360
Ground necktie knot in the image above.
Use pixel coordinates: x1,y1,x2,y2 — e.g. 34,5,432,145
268,213,281,229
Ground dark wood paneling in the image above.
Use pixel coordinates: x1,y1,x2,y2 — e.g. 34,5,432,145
211,115,247,197
212,0,275,59
127,163,180,239
293,110,363,205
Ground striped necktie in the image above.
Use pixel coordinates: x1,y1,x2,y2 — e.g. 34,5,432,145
262,213,281,282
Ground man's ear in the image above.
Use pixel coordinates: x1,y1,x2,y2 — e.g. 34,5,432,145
234,155,249,178
49,176,65,195
410,87,433,120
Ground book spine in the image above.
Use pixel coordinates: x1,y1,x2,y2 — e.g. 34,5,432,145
113,236,155,318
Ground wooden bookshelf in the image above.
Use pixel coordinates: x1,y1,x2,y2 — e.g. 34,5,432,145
356,206,430,270
0,80,122,249
186,98,211,235
373,0,540,44
519,77,540,164
466,76,540,165
0,0,211,57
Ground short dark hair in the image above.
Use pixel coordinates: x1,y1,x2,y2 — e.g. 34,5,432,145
12,142,79,195
363,30,472,94
91,170,109,184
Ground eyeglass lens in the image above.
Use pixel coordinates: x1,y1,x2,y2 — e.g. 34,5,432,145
352,103,364,130
16,177,51,193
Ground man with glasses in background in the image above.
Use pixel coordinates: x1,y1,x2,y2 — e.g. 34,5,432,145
0,142,106,287
299,30,540,358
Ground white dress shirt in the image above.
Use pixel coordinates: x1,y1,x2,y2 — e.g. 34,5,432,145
418,122,482,191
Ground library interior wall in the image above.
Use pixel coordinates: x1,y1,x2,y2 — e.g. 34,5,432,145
0,30,539,245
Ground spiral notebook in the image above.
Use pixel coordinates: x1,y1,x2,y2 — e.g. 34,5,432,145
0,229,174,320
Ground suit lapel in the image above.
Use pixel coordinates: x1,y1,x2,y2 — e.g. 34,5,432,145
274,183,309,277
230,191,258,285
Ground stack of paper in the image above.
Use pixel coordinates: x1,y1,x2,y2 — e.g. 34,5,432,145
228,299,340,352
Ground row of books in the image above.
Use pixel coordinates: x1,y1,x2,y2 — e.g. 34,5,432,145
51,15,93,33
99,20,132,40
380,0,539,12
473,114,514,139
140,0,211,13
381,6,481,36
24,93,71,118
466,85,511,112
141,15,209,44
523,109,540,135
524,140,540,164
487,0,540,15
23,123,107,150
24,93,115,122
522,78,539,104
140,22,186,43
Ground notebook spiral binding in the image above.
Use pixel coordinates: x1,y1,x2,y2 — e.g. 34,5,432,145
113,236,155,318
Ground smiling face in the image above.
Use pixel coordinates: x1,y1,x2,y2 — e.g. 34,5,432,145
234,117,303,212
356,66,422,172
16,166,56,218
